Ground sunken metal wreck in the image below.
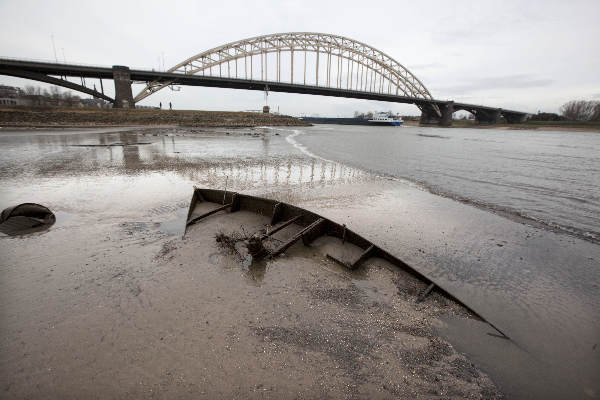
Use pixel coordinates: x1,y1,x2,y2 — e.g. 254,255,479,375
0,203,56,236
184,187,504,330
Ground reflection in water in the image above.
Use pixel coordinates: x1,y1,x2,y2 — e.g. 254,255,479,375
0,126,371,250
120,132,142,170
0,127,369,200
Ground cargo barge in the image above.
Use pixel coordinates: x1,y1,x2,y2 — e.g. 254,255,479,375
300,112,403,126
299,117,372,125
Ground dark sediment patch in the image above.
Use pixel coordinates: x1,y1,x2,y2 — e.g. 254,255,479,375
305,283,366,309
417,133,450,139
252,325,377,383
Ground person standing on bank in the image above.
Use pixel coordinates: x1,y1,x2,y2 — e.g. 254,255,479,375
169,102,172,110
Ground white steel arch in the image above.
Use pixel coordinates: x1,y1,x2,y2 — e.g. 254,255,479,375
134,32,435,103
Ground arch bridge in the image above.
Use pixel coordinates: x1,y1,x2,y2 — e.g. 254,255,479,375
0,32,528,125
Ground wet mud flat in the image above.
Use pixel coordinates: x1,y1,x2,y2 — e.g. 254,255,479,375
0,204,501,399
2,125,598,398
0,126,501,399
158,208,501,398
280,181,600,400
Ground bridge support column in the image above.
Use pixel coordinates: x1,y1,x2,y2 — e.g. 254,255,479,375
112,66,134,108
475,108,501,124
503,111,528,124
439,102,454,127
419,102,454,127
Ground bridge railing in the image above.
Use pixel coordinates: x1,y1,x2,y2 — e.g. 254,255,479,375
0,56,159,74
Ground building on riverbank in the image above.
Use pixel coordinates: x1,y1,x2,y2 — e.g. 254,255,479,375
0,85,26,106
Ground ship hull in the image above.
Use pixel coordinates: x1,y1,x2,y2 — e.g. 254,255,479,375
299,117,371,125
367,120,404,126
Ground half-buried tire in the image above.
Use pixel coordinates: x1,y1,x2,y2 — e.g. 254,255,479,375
0,203,56,236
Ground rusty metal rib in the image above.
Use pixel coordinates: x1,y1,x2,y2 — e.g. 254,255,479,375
326,244,375,270
263,215,302,239
186,202,232,227
416,283,435,303
271,218,326,257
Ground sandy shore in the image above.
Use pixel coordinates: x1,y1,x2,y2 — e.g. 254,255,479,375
0,107,310,128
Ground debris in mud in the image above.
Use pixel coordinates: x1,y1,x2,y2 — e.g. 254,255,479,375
215,229,256,265
247,234,269,259
0,203,55,236
215,230,251,252
215,228,276,268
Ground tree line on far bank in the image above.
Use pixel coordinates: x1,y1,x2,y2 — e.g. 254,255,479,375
558,100,600,121
519,100,599,122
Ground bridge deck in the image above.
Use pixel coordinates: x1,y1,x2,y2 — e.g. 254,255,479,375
0,58,527,116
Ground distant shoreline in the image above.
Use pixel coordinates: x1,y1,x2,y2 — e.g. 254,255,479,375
2,106,598,132
0,107,311,128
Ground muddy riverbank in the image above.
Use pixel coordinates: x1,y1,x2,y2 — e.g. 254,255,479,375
2,125,598,399
0,126,503,399
0,107,311,128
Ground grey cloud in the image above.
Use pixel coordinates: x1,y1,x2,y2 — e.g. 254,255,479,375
0,0,597,115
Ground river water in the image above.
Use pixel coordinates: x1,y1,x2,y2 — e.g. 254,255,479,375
292,124,600,245
0,125,598,399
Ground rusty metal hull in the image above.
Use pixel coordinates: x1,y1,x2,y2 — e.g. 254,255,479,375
186,189,412,269
184,188,510,338
185,189,469,310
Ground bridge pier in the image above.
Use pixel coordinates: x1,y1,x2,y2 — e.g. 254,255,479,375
503,111,528,124
474,108,501,124
419,101,454,127
112,66,134,108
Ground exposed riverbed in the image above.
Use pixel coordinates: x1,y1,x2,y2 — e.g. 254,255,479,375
0,125,598,399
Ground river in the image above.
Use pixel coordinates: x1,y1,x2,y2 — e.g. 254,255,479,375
291,124,600,244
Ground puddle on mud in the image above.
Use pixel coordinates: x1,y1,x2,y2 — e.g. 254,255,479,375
157,206,189,236
434,316,596,400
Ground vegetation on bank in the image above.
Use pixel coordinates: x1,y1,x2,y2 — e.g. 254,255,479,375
559,100,600,121
0,107,310,128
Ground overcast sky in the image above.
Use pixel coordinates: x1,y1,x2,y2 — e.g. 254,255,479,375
1,0,599,116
